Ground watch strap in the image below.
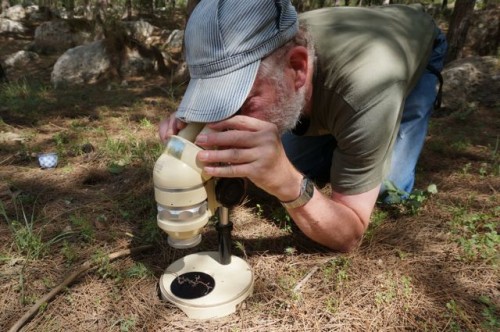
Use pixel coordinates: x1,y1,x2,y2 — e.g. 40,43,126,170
280,176,315,209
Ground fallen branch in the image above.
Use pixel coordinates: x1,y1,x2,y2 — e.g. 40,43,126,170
292,266,320,294
8,244,154,332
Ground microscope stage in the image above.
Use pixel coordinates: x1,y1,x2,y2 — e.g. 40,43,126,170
159,251,253,319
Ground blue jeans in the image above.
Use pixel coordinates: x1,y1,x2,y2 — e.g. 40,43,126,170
282,29,448,198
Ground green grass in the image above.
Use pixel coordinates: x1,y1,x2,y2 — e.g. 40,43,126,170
0,80,51,114
69,214,95,243
103,134,163,170
446,299,472,331
61,240,78,265
271,206,293,233
124,262,154,279
138,215,162,245
479,295,500,331
449,208,500,264
322,256,350,288
0,196,74,260
91,251,154,282
365,209,388,240
374,273,413,311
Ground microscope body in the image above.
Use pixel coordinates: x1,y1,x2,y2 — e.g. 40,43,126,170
154,123,254,319
153,123,218,249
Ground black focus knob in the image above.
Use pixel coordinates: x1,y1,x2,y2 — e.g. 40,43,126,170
215,178,247,208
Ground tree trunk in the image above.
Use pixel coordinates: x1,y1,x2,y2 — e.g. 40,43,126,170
441,0,448,11
0,63,8,84
65,0,75,18
125,0,132,19
186,0,200,19
137,0,153,15
445,0,476,64
83,0,92,20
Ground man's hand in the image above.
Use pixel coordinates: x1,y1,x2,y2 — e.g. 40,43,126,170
158,112,187,142
194,115,376,252
194,115,304,202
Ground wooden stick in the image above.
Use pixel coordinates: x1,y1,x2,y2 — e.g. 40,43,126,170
8,245,154,332
293,266,320,294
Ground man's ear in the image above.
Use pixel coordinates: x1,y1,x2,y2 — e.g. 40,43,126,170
287,46,309,90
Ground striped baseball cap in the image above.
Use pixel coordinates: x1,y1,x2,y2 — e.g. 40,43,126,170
176,0,299,123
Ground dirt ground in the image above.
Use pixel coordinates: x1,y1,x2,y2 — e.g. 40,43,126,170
1,12,499,332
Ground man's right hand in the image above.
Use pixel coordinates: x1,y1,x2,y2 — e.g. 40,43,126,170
158,112,187,142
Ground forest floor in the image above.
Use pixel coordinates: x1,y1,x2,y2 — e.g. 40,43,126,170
0,11,499,332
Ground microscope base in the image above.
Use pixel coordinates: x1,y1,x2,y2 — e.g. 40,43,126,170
159,251,253,319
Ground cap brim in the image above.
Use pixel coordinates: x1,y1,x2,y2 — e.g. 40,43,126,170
176,60,260,123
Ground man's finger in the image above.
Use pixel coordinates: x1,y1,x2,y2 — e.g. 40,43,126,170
203,163,252,178
196,129,260,148
198,148,258,165
207,115,274,132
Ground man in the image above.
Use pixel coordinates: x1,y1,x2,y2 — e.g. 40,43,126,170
159,0,447,252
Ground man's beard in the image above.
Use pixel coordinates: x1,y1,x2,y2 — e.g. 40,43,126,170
267,79,306,134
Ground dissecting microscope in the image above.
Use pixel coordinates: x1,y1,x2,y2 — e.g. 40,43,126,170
153,123,253,319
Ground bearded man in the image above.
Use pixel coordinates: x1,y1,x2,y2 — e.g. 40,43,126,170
159,0,447,252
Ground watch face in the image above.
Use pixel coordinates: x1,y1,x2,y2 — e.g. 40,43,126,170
305,178,314,197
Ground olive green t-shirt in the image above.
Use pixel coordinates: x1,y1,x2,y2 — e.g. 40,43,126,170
299,5,437,194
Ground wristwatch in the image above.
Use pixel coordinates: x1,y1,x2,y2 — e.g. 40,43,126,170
280,176,315,209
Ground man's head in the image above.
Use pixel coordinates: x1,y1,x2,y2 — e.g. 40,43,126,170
176,0,309,132
238,36,312,133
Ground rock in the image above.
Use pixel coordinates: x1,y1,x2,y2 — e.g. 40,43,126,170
0,131,25,143
73,6,85,17
24,5,39,17
124,20,155,43
34,19,93,53
170,61,189,85
467,7,499,57
165,29,184,52
0,18,26,33
51,40,111,88
28,5,59,21
4,50,39,67
122,48,155,76
4,4,26,21
81,143,95,154
441,56,499,111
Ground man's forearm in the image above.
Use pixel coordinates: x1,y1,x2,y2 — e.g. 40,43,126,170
285,186,376,252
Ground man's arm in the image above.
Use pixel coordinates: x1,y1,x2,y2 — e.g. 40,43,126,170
286,184,379,252
194,115,377,252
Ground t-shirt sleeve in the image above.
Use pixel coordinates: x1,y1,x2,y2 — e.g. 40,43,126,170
325,82,406,195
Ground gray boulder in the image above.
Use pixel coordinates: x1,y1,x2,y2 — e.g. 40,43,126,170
165,29,184,51
122,48,155,77
4,4,26,21
0,18,25,33
24,5,39,17
51,40,111,88
124,20,155,43
4,50,39,67
34,19,93,53
441,56,499,111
